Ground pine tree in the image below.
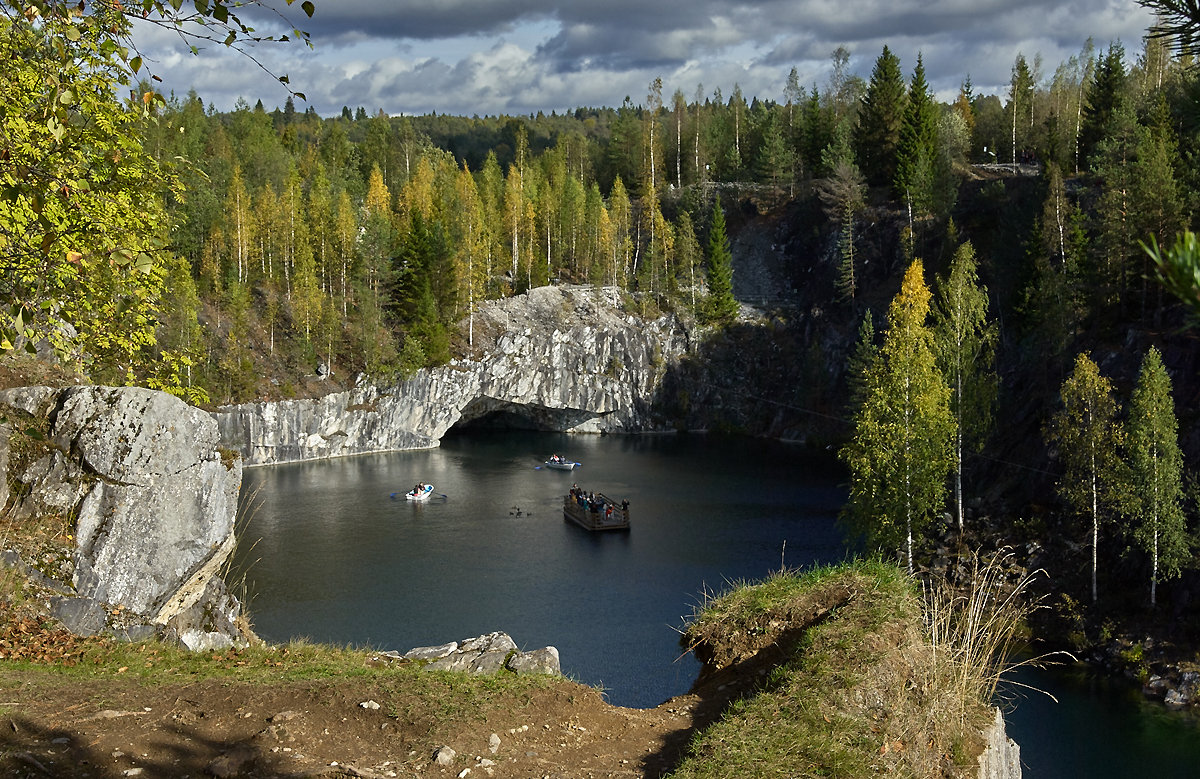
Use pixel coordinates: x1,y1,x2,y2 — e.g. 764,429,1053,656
932,240,997,531
1047,352,1122,603
1123,347,1190,607
705,196,738,323
840,260,953,572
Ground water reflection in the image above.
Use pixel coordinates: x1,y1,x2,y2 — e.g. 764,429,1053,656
230,430,1200,774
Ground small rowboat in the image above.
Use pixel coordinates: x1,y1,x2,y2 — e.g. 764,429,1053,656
544,455,578,471
404,483,434,501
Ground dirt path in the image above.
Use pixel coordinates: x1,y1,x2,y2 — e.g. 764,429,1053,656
0,670,744,779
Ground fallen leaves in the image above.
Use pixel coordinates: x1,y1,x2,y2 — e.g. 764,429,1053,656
0,615,100,666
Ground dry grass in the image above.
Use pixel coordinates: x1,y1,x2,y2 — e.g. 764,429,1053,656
922,550,1070,720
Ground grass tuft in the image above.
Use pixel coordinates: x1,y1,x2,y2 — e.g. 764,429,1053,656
672,556,1039,778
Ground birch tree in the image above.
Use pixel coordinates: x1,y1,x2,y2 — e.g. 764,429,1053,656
1047,352,1122,603
1123,347,1189,607
840,260,953,572
932,240,997,531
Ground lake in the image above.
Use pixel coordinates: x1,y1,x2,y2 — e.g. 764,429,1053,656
230,430,1200,775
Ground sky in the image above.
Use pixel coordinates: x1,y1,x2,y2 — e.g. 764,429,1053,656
130,0,1160,118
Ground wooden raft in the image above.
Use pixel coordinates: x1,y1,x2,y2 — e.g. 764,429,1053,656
563,492,630,531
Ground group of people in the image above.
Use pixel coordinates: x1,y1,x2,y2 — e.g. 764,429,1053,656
568,484,629,516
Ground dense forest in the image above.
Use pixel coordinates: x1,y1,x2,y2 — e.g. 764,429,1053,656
9,2,1200,642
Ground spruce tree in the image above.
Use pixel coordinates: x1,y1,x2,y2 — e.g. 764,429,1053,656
895,54,939,207
818,123,865,301
855,46,907,187
705,196,738,323
1078,43,1128,170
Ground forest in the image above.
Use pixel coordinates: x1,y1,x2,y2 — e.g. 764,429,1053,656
7,2,1200,632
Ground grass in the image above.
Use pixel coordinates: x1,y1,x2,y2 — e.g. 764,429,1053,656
670,557,1035,779
921,550,1063,724
0,630,564,725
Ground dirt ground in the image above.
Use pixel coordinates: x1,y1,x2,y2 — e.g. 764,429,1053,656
0,664,749,779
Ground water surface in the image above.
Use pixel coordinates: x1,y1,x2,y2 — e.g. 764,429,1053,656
233,431,846,708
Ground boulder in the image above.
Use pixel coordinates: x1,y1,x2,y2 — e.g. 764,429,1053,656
0,386,246,648
507,646,562,675
402,632,561,677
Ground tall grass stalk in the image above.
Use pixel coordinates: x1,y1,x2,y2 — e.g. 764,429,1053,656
922,550,1067,727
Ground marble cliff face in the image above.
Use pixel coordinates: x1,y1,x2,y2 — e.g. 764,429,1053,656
215,285,689,465
0,385,245,651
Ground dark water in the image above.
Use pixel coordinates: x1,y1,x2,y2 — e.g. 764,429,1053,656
230,430,1200,774
1001,663,1200,778
232,431,847,708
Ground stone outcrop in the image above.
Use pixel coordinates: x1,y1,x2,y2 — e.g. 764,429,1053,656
0,385,246,650
372,631,561,676
215,285,689,465
978,707,1022,779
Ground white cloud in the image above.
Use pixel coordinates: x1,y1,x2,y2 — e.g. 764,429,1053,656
136,0,1159,117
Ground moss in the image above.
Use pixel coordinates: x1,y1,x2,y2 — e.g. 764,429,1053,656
217,447,241,471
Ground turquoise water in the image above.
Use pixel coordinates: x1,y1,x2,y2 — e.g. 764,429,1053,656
230,430,1200,774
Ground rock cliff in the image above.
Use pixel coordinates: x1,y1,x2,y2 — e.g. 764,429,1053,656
0,385,246,650
978,707,1022,779
215,285,689,465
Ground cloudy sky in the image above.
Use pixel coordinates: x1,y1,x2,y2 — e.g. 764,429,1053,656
132,0,1158,117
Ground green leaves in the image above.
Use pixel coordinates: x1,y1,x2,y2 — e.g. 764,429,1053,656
1144,231,1200,320
840,261,953,572
1124,347,1189,606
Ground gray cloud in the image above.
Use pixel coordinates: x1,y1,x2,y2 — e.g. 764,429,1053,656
141,0,1158,116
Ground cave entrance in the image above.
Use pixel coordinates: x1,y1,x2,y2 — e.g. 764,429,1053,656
444,397,599,435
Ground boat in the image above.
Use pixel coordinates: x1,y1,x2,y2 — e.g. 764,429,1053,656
544,455,578,471
563,489,630,531
403,483,435,501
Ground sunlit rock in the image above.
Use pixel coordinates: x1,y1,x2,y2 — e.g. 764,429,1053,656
0,386,246,649
215,285,689,465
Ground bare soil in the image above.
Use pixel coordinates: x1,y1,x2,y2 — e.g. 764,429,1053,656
1,671,695,778
0,587,768,779
0,650,763,779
